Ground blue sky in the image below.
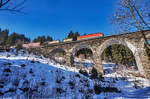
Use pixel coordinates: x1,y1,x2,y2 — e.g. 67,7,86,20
0,0,118,41
148,40,150,44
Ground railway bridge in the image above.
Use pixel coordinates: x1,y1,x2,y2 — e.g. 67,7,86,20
31,31,150,79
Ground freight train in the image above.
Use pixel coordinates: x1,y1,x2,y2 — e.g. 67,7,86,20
44,32,104,45
63,32,104,42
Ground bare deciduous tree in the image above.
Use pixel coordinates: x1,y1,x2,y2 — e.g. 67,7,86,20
111,0,150,48
0,0,27,13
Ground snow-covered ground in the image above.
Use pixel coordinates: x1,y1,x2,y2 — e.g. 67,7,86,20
0,49,149,99
74,58,94,68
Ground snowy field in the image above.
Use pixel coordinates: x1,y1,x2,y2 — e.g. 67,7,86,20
0,49,149,99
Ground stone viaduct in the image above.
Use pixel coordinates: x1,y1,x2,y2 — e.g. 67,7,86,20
31,30,150,79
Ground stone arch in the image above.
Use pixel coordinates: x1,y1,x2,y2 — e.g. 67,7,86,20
71,44,94,67
49,48,66,64
146,33,150,45
146,33,150,38
50,48,66,56
98,38,145,75
139,32,150,44
71,44,94,57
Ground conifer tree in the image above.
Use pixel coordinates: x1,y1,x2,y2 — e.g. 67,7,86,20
75,32,80,37
7,32,30,46
67,30,74,39
0,29,9,44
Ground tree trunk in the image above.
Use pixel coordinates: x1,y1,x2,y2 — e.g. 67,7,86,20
128,2,150,49
133,4,150,30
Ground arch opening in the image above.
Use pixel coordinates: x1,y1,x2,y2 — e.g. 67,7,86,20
145,34,150,59
49,48,66,64
101,44,137,74
146,33,150,45
72,45,94,68
148,40,150,45
99,39,144,75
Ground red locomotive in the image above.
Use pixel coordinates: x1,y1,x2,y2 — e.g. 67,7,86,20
77,32,104,40
63,32,104,42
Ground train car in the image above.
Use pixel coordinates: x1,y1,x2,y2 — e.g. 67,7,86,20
48,40,60,45
23,42,41,48
63,38,73,42
77,32,104,40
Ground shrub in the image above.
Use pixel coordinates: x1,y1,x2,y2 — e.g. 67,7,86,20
102,87,121,93
56,79,61,84
79,69,88,77
80,79,83,83
62,76,65,80
21,64,26,67
6,48,10,52
90,67,98,79
7,63,11,65
85,94,91,99
6,88,16,93
79,88,84,93
0,92,4,96
40,82,46,86
19,87,29,92
56,70,64,84
3,68,11,72
31,60,35,63
16,44,23,50
69,81,75,89
5,74,9,77
56,88,64,94
23,80,29,84
29,69,33,74
94,84,101,94
0,81,4,85
75,74,80,78
3,62,11,66
13,80,19,87
90,67,104,81
0,85,3,88
94,84,121,94
6,54,10,58
84,82,90,87
88,89,93,94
